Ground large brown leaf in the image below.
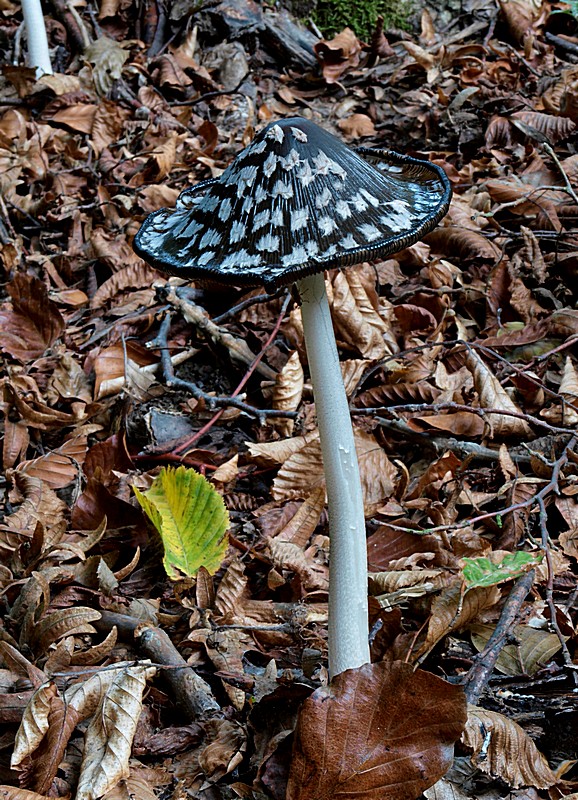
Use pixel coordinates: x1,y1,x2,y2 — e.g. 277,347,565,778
0,274,64,362
287,661,467,800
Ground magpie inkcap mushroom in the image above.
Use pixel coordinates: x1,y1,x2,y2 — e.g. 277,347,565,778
134,117,452,678
134,116,451,294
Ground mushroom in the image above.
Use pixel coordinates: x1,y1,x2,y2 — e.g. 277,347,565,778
134,117,451,677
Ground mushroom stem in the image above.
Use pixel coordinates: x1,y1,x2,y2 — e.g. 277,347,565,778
22,0,53,77
296,271,370,678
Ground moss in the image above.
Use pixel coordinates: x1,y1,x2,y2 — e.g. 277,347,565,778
313,0,416,40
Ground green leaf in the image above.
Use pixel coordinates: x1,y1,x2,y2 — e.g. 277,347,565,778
462,551,542,590
133,466,229,579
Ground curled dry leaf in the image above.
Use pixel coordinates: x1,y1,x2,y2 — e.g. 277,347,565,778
90,263,163,309
29,608,102,653
466,350,532,438
463,706,557,789
329,270,396,359
287,661,467,800
75,664,157,800
11,683,58,769
0,788,59,800
16,435,87,490
272,351,304,437
498,0,543,43
313,28,362,84
273,487,326,547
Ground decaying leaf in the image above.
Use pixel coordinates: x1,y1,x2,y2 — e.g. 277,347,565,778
287,661,467,800
470,623,563,676
76,664,157,800
466,350,532,437
272,350,304,437
463,706,557,788
271,429,397,512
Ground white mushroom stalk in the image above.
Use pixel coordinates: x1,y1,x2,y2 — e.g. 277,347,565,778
22,0,53,77
133,116,452,680
297,272,370,676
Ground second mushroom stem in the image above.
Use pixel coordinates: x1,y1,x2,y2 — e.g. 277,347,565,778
296,271,370,678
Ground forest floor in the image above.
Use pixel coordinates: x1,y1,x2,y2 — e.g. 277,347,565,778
0,0,578,798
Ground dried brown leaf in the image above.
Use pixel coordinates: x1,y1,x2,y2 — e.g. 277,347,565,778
337,114,376,139
75,664,157,800
272,351,304,437
329,270,396,358
287,661,467,800
274,487,326,547
463,706,557,788
0,274,64,362
17,435,87,489
29,608,102,653
90,264,163,309
466,350,532,437
470,623,563,676
314,28,362,84
417,581,501,659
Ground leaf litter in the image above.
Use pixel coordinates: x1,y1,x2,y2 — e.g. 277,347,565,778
1,0,578,798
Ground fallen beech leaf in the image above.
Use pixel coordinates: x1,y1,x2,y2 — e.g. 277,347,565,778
0,274,64,362
407,412,485,438
133,465,229,578
470,623,563,676
29,607,102,653
11,683,58,768
85,37,129,96
463,706,557,788
274,487,326,547
50,104,97,134
329,270,396,359
76,664,157,800
0,788,58,800
287,661,467,800
17,435,88,489
466,350,532,438
417,581,501,659
498,0,543,44
272,350,304,437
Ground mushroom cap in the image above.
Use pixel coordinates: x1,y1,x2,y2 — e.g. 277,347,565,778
134,117,451,292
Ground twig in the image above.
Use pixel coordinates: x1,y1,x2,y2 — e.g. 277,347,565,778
462,569,536,705
541,142,578,206
168,286,277,381
212,289,284,324
173,293,293,455
354,401,576,436
153,312,296,425
375,417,532,464
537,496,578,688
381,434,578,535
95,611,220,719
545,31,578,57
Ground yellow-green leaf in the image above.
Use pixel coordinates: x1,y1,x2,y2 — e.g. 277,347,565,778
133,466,229,579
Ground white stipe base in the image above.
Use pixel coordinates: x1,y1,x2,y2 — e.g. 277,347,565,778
22,0,53,77
297,271,370,678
